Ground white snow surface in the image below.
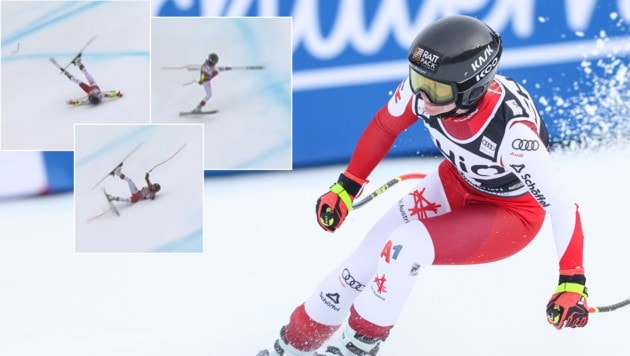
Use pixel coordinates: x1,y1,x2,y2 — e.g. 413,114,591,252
1,1,151,151
1,147,630,355
74,124,204,253
151,17,292,170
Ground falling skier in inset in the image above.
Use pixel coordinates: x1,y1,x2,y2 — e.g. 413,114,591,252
55,54,122,106
104,166,161,204
190,53,219,113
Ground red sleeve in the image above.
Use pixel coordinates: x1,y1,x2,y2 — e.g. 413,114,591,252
346,101,418,179
559,208,585,271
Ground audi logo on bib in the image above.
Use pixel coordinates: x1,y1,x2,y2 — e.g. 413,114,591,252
512,139,540,151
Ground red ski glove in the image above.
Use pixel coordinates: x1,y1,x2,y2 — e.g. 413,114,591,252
546,272,589,329
316,172,366,232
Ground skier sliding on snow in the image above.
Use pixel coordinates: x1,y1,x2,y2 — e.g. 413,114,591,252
260,15,590,355
191,53,219,113
58,54,122,106
104,166,160,203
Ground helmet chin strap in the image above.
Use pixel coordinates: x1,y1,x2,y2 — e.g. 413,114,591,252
431,106,461,120
432,101,478,120
414,94,478,120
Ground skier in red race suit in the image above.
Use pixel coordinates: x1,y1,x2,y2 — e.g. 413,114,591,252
260,15,589,355
191,53,219,113
105,167,160,203
60,54,121,106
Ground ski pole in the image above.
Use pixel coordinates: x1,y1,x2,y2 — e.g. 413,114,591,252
221,65,265,71
182,79,196,86
162,64,200,71
589,298,630,313
353,173,426,210
147,144,187,174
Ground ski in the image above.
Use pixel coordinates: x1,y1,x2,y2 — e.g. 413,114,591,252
48,57,66,73
179,110,219,116
86,190,120,222
91,142,145,190
62,35,97,72
49,36,97,74
103,189,120,216
87,206,118,222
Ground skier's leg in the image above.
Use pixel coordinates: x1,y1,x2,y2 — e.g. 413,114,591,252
79,63,98,86
270,170,449,354
326,162,546,354
194,82,213,111
203,82,213,101
326,221,435,355
63,71,92,94
424,161,546,264
110,196,131,203
121,175,139,195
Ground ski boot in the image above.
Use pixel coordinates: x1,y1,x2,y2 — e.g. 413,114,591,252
71,53,82,67
103,190,116,202
110,164,123,179
257,326,314,356
314,324,386,356
61,69,73,79
191,99,206,113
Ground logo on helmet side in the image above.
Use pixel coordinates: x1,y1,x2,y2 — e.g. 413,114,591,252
410,47,441,72
474,57,499,82
471,45,495,71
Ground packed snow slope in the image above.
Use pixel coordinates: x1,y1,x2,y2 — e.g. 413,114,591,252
151,17,292,170
1,145,630,355
74,124,204,253
1,1,150,150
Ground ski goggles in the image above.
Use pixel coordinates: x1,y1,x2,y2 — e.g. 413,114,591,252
409,69,456,105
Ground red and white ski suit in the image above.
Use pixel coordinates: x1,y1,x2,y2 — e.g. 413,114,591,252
199,61,219,101
284,75,585,351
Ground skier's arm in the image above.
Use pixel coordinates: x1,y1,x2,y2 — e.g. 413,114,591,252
67,97,91,106
199,67,219,84
500,121,584,270
316,79,418,232
103,91,122,98
144,173,156,200
499,121,589,329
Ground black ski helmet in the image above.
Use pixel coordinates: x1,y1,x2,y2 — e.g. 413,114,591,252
88,92,101,105
208,53,219,64
408,15,502,109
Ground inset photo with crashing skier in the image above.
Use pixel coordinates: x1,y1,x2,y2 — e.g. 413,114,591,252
150,16,292,171
1,1,151,151
74,124,204,253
